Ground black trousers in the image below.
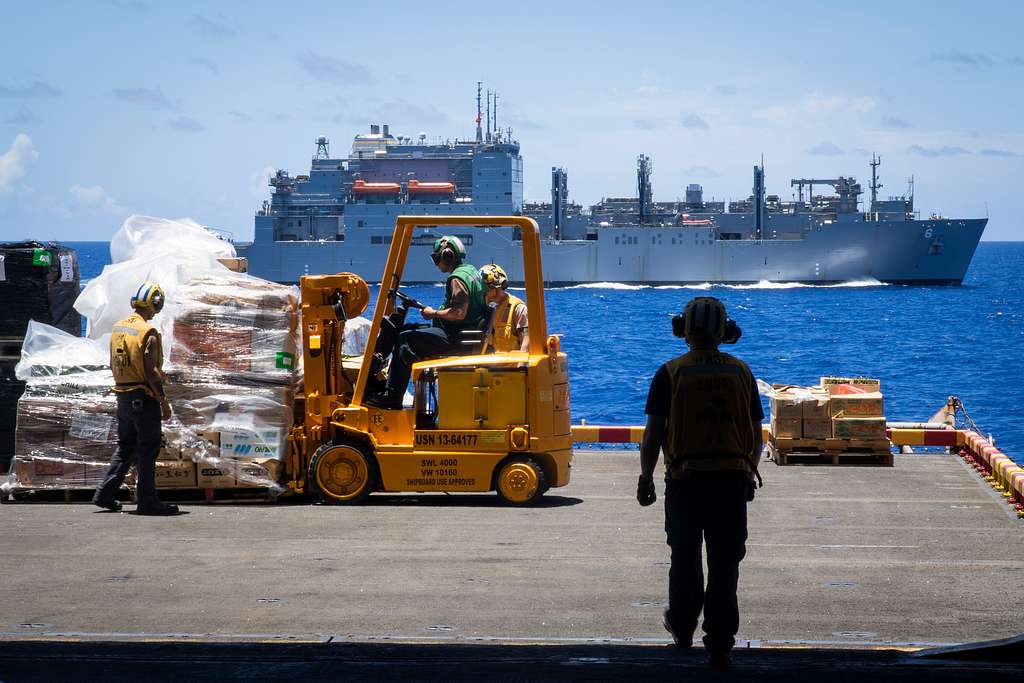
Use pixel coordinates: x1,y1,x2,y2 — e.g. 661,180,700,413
384,326,455,394
664,471,749,653
94,391,162,506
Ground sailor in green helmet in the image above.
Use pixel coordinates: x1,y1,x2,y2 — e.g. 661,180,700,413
366,235,486,409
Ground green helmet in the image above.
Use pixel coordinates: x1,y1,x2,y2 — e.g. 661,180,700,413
431,235,466,266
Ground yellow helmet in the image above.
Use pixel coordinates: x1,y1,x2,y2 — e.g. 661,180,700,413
131,281,165,315
479,263,508,290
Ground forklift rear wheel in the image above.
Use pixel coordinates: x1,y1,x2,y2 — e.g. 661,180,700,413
309,442,378,505
495,457,546,506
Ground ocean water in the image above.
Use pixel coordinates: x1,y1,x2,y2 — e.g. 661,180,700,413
70,241,1024,462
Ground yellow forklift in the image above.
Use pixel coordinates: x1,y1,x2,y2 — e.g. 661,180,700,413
287,216,572,505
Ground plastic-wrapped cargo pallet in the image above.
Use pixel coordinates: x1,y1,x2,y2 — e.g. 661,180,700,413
3,323,137,491
3,216,300,496
163,270,299,490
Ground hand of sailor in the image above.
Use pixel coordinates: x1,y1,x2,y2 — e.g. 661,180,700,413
160,398,172,421
420,306,436,320
636,474,657,506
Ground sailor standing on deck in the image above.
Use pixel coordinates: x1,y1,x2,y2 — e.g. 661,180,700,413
637,297,763,668
479,264,529,352
92,282,179,516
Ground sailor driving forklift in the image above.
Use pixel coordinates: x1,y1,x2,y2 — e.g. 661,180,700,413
92,282,180,516
366,235,487,409
480,264,529,353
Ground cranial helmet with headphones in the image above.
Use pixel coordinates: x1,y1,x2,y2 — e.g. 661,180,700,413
671,296,741,344
431,235,466,267
479,263,509,290
131,281,165,315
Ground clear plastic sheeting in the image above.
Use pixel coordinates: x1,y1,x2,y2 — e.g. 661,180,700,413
167,272,299,384
3,361,127,492
15,320,110,381
110,215,235,265
75,215,236,340
342,316,371,356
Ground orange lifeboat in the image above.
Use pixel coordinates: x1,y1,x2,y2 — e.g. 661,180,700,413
407,179,455,194
353,179,401,194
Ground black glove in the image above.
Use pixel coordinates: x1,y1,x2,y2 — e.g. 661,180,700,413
637,475,657,506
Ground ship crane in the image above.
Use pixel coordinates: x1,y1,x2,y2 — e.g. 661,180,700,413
790,176,862,213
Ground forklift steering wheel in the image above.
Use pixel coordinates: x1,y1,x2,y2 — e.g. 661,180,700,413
393,289,426,310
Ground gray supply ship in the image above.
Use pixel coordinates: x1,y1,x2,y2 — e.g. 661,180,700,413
240,89,986,285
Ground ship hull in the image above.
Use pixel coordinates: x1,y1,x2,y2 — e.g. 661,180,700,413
241,216,986,285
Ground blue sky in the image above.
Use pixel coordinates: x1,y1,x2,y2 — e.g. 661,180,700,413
1,0,1021,241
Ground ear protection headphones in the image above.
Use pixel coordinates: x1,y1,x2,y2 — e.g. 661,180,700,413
671,297,741,344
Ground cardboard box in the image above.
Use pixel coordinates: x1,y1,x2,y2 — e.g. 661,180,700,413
9,456,82,488
196,458,236,489
155,460,196,488
801,392,831,420
769,390,804,421
220,427,284,460
802,418,833,440
832,417,887,440
821,377,881,394
771,418,802,439
829,393,885,418
235,458,283,487
217,257,248,273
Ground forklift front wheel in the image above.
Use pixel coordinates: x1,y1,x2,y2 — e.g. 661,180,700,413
495,457,546,506
309,442,379,505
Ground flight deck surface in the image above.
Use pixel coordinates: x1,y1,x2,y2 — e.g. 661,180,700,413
1,451,1020,650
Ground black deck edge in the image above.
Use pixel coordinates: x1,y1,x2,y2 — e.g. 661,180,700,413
0,640,1019,681
911,633,1024,662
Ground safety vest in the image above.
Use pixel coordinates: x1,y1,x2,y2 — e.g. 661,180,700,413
442,263,487,335
491,294,526,352
110,313,162,398
663,349,756,477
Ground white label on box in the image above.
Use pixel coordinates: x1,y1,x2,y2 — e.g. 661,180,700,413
212,411,255,431
69,413,116,442
0,254,5,281
59,253,74,282
220,428,283,459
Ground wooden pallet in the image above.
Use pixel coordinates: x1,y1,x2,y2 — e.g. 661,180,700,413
767,442,894,467
2,486,283,504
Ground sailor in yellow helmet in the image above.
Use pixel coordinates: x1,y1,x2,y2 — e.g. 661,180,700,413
92,282,179,516
637,297,763,668
479,264,529,352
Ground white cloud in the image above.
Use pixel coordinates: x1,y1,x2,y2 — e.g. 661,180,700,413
70,184,125,213
756,93,878,124
0,133,38,193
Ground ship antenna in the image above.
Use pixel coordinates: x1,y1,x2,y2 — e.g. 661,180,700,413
869,153,883,209
486,90,492,143
493,92,499,141
476,82,483,144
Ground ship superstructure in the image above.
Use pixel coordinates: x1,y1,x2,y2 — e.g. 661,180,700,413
242,90,986,285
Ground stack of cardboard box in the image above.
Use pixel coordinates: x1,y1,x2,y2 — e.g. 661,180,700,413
164,271,299,490
3,268,299,494
770,377,887,446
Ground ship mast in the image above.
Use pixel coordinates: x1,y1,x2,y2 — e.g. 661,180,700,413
869,153,883,210
476,82,483,144
637,155,652,225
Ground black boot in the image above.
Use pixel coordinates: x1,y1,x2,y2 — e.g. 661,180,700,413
136,502,180,516
92,496,122,512
364,389,403,409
